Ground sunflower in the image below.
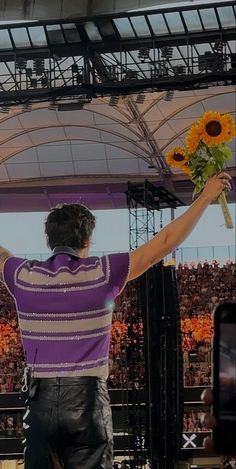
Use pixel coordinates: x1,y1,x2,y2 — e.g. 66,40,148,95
199,111,231,146
165,146,189,169
185,123,203,154
182,163,192,177
222,113,236,142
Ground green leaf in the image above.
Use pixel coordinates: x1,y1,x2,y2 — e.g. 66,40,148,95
208,146,225,166
202,164,216,178
193,180,205,197
220,146,233,160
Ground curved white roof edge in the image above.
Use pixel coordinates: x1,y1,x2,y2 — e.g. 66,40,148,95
0,0,197,21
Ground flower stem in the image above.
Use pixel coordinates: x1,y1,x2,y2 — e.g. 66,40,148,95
218,191,234,229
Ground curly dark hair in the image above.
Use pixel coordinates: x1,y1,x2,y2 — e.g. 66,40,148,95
45,203,96,251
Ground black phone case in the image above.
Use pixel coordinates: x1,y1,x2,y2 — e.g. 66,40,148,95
213,303,236,455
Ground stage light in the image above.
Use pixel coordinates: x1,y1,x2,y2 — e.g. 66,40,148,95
173,65,186,75
164,90,174,101
213,40,225,53
109,96,119,106
33,59,45,75
198,51,224,72
30,78,37,88
138,47,150,62
161,47,173,59
0,105,10,113
22,102,32,112
136,93,145,104
16,58,27,70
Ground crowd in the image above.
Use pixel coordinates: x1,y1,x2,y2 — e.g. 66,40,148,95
0,412,23,438
108,283,145,389
183,410,209,432
184,363,211,387
0,284,25,393
178,260,235,387
223,458,236,469
0,261,235,393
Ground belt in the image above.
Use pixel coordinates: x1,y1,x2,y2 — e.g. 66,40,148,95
30,376,107,386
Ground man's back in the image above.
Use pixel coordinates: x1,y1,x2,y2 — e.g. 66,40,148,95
3,247,129,378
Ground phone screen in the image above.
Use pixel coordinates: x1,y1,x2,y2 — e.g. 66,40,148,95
213,303,236,454
219,323,236,419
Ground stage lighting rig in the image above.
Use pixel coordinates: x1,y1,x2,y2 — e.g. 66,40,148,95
198,51,225,72
33,59,45,76
213,40,226,54
173,65,186,76
161,47,173,60
138,47,150,62
16,58,27,71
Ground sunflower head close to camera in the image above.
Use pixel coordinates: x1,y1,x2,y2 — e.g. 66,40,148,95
185,123,203,154
165,146,189,169
198,111,232,146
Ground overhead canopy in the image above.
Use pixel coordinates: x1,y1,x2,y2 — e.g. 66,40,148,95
0,0,214,21
0,0,235,213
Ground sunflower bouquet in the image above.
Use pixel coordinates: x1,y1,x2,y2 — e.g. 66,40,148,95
166,111,235,229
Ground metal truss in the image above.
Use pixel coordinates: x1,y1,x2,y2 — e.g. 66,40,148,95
143,264,183,469
123,181,183,468
127,180,183,251
0,1,235,106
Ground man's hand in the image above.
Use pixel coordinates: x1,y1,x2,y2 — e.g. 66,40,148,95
201,172,232,203
128,171,232,281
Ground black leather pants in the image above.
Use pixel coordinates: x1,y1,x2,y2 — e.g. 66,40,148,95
23,376,113,469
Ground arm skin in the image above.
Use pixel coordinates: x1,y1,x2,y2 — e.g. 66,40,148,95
0,246,13,283
128,173,231,281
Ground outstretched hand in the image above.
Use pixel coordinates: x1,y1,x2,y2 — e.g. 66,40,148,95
201,172,232,203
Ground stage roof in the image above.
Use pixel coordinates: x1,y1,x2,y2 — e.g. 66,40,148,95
0,0,235,213
0,86,235,212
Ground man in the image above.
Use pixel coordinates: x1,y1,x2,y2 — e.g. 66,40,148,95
0,172,231,469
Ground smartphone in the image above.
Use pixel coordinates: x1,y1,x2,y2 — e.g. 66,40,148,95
213,302,236,454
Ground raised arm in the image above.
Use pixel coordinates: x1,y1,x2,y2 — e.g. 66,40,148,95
0,245,13,283
128,172,231,281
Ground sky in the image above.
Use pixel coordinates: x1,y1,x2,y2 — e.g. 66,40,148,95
0,204,235,260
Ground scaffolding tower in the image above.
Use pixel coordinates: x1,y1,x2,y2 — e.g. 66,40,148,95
124,181,183,468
